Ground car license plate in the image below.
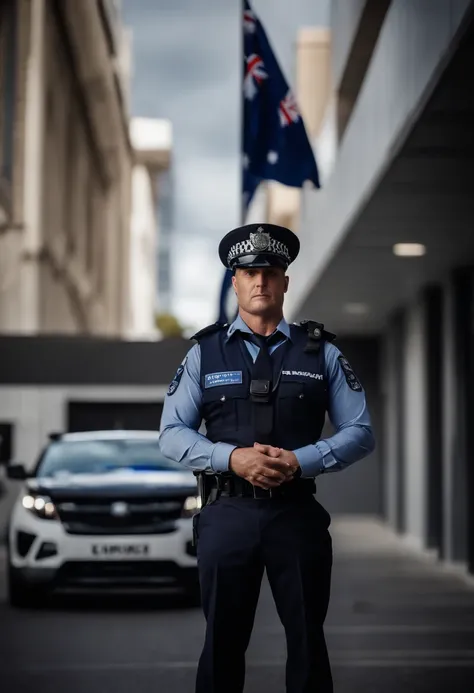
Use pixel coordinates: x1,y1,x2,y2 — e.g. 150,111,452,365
91,544,149,558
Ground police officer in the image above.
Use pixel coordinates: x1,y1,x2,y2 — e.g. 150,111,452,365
159,223,375,693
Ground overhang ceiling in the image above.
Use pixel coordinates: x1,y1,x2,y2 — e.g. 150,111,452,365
293,17,474,335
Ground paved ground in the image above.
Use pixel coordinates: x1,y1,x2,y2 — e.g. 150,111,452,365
1,516,474,692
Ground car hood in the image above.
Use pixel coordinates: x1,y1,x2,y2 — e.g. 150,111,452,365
27,469,197,499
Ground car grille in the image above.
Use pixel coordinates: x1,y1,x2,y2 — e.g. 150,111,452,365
56,560,182,586
55,497,185,535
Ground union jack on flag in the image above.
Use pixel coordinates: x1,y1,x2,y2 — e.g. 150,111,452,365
279,90,300,127
244,54,267,100
243,7,256,34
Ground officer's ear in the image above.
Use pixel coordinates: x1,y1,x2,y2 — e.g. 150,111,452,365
284,274,289,293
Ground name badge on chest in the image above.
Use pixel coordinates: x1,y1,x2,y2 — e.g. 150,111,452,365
205,371,243,388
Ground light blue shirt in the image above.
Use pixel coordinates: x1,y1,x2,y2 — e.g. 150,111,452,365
159,315,375,478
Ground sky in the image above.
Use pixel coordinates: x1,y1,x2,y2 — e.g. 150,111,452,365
121,0,330,334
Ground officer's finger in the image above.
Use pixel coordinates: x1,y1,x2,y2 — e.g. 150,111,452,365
253,475,282,489
265,458,292,473
259,466,286,482
254,442,280,457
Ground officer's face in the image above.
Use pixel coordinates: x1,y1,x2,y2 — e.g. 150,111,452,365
232,267,289,316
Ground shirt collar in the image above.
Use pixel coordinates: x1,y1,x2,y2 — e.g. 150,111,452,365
226,314,291,342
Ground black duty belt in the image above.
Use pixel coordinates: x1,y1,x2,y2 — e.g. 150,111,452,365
208,474,316,500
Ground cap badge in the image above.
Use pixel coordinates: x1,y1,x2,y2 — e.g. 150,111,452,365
250,228,270,252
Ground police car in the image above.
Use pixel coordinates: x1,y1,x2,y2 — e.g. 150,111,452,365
5,430,200,607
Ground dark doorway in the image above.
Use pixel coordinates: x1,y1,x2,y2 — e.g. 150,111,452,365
68,401,163,433
0,422,13,463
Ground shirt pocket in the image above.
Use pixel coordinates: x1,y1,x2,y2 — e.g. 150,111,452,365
279,378,326,403
277,379,324,431
278,380,305,399
202,384,248,428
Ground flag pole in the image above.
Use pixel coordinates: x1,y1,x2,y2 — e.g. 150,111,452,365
240,0,245,226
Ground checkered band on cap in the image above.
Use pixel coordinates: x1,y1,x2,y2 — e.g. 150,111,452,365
227,236,291,265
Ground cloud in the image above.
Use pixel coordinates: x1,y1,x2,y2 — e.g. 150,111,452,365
170,236,223,331
175,155,239,233
168,156,240,331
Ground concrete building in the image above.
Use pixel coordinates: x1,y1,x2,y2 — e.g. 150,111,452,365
128,117,172,340
0,0,174,529
265,27,332,232
0,0,133,336
275,0,474,578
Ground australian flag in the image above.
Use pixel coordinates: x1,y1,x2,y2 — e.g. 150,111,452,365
242,0,320,209
217,0,320,323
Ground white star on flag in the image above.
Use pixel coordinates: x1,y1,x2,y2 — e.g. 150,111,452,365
267,151,278,164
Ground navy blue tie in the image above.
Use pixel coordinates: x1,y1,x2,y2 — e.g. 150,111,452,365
241,332,282,443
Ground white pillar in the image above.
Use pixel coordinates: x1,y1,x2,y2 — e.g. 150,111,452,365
402,297,428,549
442,279,456,561
20,0,46,332
382,327,398,528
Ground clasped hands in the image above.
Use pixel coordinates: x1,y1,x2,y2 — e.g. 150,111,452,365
229,443,300,490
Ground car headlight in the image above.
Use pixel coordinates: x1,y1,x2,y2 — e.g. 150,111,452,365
181,495,202,518
22,494,58,520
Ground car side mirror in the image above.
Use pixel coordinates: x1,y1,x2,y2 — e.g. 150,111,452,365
6,463,29,480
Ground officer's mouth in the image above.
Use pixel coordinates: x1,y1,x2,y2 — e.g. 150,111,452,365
252,294,271,299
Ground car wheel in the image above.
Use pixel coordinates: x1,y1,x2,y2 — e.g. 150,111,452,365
7,564,48,609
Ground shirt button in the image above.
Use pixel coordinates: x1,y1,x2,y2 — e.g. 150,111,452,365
299,393,304,399
220,395,226,402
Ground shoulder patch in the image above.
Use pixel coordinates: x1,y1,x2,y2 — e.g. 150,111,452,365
191,322,228,341
167,356,188,396
337,355,362,392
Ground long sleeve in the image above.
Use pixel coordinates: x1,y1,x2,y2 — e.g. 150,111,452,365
293,343,375,478
159,344,236,473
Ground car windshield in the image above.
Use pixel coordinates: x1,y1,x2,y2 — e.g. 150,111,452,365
36,439,182,478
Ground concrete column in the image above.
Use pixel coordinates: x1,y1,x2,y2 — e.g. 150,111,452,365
296,27,331,139
402,297,428,550
381,324,398,528
423,286,444,553
441,271,471,566
442,279,457,562
20,0,46,333
266,28,331,231
382,310,405,532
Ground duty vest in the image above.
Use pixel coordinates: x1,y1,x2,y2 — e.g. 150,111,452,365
194,322,335,451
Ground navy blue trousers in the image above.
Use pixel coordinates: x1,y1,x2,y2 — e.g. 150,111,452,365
194,495,333,693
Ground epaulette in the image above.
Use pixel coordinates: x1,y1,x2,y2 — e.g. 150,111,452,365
296,319,337,354
191,322,228,341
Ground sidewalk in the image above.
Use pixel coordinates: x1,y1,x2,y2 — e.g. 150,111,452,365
247,517,474,693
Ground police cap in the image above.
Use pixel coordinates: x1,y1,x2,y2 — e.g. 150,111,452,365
218,223,300,271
